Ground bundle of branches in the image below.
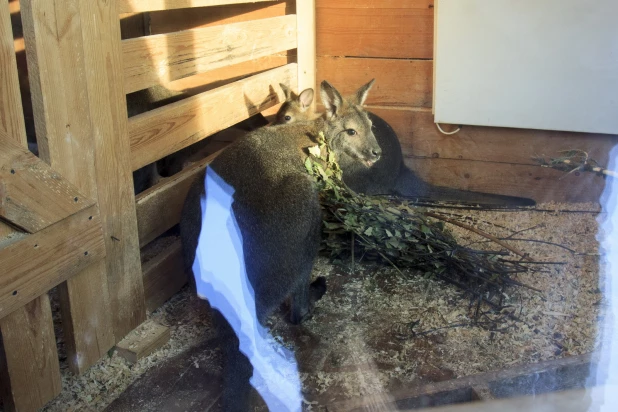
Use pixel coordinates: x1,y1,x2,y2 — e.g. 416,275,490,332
533,149,617,178
305,133,537,316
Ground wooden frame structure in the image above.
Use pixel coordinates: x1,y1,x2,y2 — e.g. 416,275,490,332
0,0,315,409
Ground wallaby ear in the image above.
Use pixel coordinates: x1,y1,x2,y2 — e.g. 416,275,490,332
279,83,292,100
353,78,376,106
320,80,344,119
298,88,314,110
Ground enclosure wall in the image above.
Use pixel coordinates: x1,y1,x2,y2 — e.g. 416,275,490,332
314,0,615,204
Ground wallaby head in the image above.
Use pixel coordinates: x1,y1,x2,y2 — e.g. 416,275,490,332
274,83,316,124
320,79,382,167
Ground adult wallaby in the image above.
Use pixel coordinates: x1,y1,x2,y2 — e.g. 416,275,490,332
272,86,536,206
180,80,381,411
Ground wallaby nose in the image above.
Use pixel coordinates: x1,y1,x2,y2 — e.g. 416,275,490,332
371,148,382,160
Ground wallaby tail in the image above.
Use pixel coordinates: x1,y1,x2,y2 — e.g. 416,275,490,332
394,166,536,207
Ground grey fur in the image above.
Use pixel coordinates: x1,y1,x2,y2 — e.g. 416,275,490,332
180,80,381,411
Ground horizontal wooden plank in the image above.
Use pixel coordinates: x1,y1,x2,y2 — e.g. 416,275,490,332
122,15,297,93
406,157,606,204
136,153,214,248
318,57,432,107
142,238,187,312
0,293,62,412
0,140,95,233
152,54,292,96
116,320,170,363
316,0,433,59
129,63,297,170
117,0,280,14
366,107,618,166
148,1,291,34
0,206,105,320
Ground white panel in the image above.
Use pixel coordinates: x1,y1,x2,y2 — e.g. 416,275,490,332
434,0,618,134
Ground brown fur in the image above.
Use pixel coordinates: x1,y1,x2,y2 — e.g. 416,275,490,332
273,85,536,206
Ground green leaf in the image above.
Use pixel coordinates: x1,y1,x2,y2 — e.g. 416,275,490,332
304,157,313,173
323,221,342,230
316,164,327,179
385,229,393,237
364,227,373,236
328,152,336,164
421,225,431,235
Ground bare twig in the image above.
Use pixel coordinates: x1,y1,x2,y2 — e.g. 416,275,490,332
425,212,533,262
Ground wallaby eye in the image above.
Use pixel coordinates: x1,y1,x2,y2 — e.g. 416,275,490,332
284,115,292,121
346,129,357,136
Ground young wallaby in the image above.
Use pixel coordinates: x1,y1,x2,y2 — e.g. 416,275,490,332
274,83,319,124
180,80,381,411
273,86,536,207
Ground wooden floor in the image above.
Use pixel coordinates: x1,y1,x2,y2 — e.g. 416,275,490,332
104,337,225,412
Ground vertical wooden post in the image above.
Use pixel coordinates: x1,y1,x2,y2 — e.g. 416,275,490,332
296,0,317,110
0,2,62,410
20,0,116,374
0,0,27,146
0,296,62,412
76,0,147,338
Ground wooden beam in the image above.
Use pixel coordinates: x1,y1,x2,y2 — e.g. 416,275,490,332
117,0,280,14
0,294,62,412
147,1,290,34
406,157,605,204
366,107,618,166
1,5,64,409
142,238,187,312
115,321,170,363
77,0,147,341
0,221,25,250
0,0,27,146
21,0,117,373
404,386,613,412
129,63,297,170
318,57,433,107
136,154,214,248
296,0,316,110
122,15,297,93
316,0,434,59
0,206,105,320
0,140,95,233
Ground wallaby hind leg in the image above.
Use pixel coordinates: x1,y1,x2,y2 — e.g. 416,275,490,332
212,309,260,411
290,276,327,325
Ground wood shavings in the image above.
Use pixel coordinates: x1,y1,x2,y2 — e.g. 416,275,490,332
22,201,607,411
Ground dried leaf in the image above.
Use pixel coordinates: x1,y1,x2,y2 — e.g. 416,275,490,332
308,145,322,158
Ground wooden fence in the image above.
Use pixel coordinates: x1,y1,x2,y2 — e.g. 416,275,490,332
0,0,315,410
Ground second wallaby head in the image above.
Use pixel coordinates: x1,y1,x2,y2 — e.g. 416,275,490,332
275,83,317,124
319,79,382,167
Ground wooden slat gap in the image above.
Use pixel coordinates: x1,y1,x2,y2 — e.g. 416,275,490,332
117,0,280,14
136,150,220,247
